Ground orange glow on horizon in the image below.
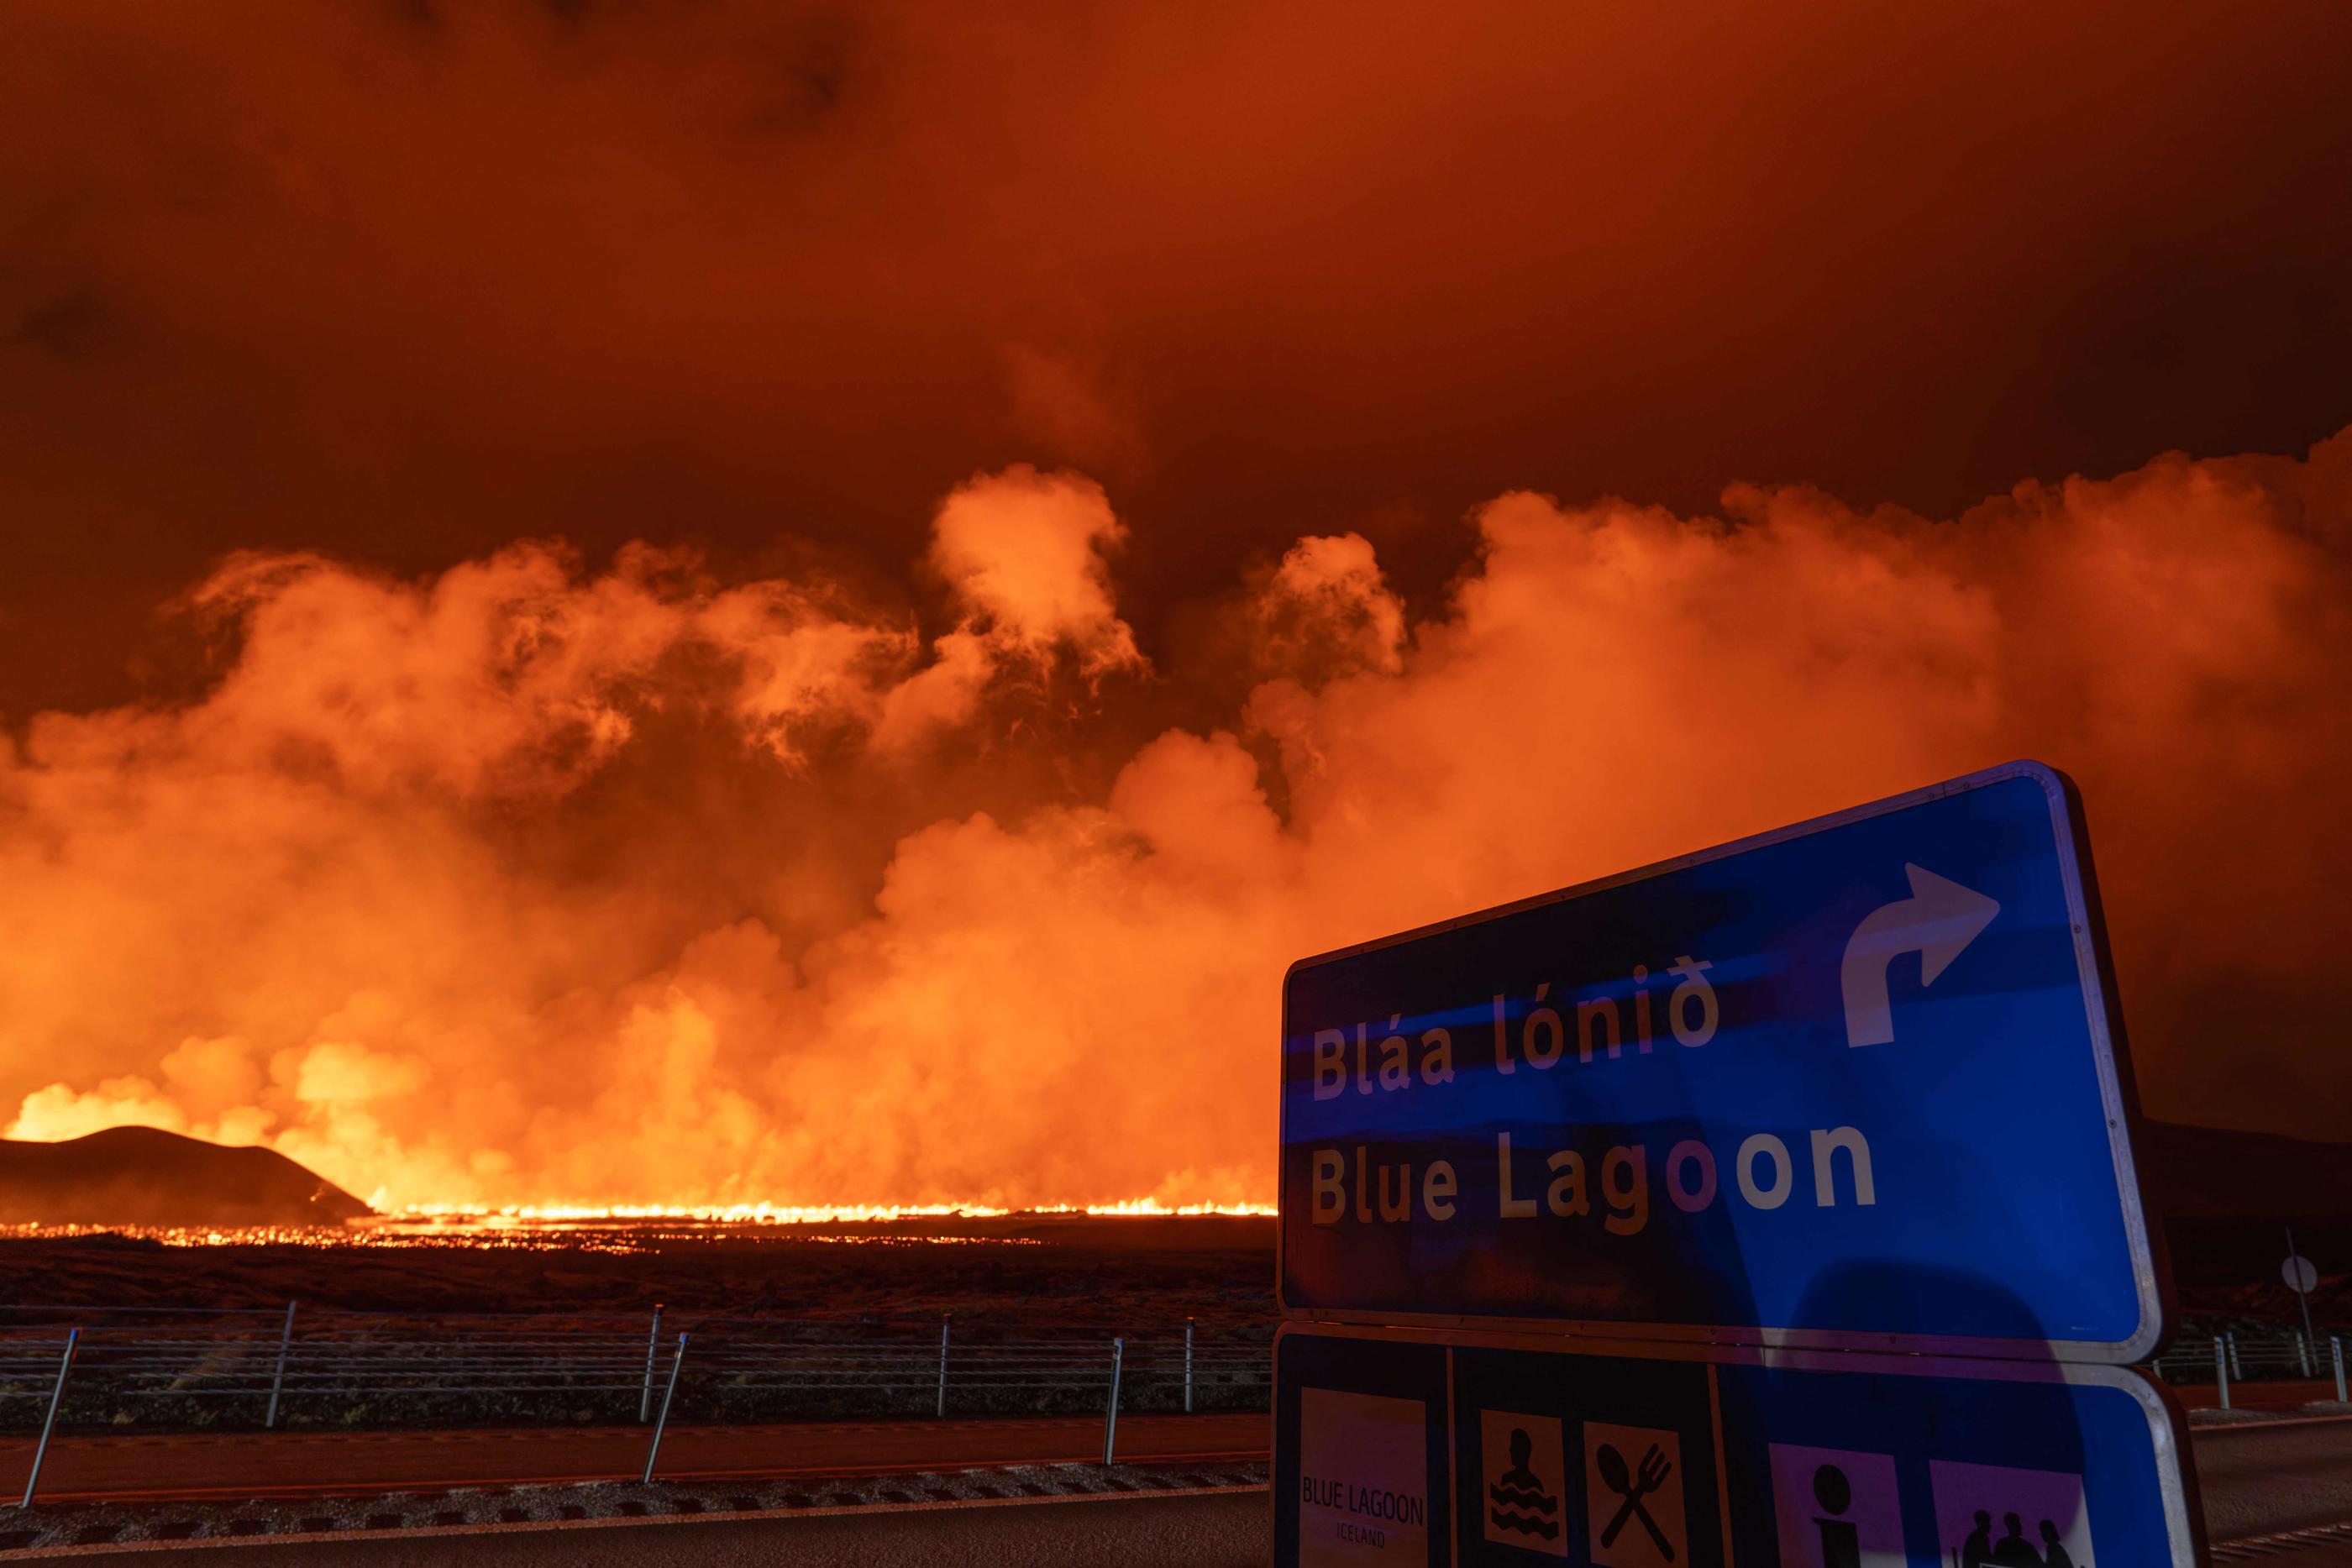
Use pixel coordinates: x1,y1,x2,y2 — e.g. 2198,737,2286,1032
0,1198,1274,1251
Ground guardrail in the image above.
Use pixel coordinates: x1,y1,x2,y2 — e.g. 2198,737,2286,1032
2149,1326,2349,1408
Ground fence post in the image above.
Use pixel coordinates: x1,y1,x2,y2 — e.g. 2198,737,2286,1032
2214,1335,2230,1411
18,1329,79,1509
2334,1336,2346,1404
937,1313,952,1419
264,1300,298,1429
1102,1338,1125,1466
638,1304,664,1424
641,1332,688,1484
2228,1331,2242,1381
1184,1317,1195,1414
2301,1333,2314,1379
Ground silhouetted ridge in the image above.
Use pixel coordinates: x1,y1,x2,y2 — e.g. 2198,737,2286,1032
0,1127,371,1226
2136,1118,2352,1287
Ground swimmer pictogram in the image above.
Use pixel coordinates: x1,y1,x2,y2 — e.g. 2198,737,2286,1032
1480,1410,1569,1557
1488,1428,1561,1539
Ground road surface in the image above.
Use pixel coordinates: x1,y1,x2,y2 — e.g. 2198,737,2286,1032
2200,1418,2352,1560
11,1410,2352,1562
1,1413,1266,1504
17,1491,1274,1568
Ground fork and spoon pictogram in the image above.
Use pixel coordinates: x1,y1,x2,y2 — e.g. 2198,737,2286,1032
1595,1441,1676,1560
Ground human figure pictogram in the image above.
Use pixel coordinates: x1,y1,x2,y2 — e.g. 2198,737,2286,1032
1961,1508,1995,1567
1992,1510,2042,1565
1488,1427,1561,1541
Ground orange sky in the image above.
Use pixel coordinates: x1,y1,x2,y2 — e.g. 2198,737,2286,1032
2,3,2349,1207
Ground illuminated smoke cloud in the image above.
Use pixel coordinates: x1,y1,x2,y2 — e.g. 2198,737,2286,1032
3,434,2349,1207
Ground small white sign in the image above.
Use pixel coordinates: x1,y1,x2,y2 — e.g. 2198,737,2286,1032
1768,1444,1905,1567
1930,1458,2094,1568
1299,1387,1431,1567
2284,1254,2318,1293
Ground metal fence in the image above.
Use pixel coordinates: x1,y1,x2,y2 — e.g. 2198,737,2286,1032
13,1306,2343,1428
12,1302,2342,1508
0,1303,1269,1505
0,1305,1265,1426
2147,1325,2350,1408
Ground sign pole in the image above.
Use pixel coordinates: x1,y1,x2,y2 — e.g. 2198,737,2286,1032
2287,1227,2319,1361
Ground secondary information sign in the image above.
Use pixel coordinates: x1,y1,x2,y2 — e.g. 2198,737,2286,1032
1273,1324,2204,1568
1278,761,2166,1357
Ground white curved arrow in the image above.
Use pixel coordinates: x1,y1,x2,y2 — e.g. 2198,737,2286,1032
1840,863,2000,1047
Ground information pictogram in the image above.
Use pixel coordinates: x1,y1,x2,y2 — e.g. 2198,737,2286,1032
1767,1444,1903,1567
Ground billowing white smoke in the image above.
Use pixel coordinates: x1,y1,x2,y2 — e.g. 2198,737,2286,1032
4,435,2348,1207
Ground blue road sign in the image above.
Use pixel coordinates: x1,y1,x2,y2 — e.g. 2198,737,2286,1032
1273,1323,2202,1568
1279,761,2163,1358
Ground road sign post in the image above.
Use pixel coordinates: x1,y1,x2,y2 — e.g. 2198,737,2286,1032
1280,760,2164,1359
2283,1228,2319,1362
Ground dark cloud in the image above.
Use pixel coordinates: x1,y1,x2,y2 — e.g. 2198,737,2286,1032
4,2,2349,714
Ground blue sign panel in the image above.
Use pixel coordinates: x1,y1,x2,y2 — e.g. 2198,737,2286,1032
1273,1324,2202,1568
1279,761,2163,1358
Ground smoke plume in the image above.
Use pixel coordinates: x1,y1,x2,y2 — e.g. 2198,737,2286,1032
4,435,2347,1208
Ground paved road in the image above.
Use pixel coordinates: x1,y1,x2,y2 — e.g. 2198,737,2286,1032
12,1411,2352,1560
29,1492,1275,1568
0,1413,1267,1504
2181,1377,2346,1411
2200,1419,2352,1548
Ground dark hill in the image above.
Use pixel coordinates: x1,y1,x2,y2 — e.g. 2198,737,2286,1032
2136,1119,2352,1288
2134,1120,2352,1219
0,1126,372,1226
